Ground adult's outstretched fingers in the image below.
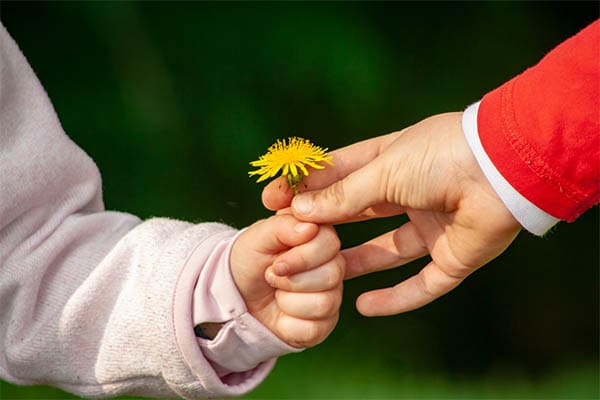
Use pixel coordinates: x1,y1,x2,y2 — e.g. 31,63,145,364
355,260,466,316
342,221,428,280
261,132,400,211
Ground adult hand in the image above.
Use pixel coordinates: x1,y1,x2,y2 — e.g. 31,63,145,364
262,112,521,316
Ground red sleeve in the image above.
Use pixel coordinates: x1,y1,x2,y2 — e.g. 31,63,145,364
478,20,599,222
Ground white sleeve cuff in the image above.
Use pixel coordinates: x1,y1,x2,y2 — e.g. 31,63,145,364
462,102,560,236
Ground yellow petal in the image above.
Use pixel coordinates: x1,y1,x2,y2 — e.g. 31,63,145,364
290,162,298,177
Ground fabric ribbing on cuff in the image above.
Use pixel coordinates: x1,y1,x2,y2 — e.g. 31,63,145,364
201,311,302,376
191,229,246,325
462,102,559,235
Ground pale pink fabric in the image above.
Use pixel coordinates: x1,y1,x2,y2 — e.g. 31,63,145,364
0,22,297,399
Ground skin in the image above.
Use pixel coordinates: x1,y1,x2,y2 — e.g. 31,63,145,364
230,214,344,348
262,112,522,317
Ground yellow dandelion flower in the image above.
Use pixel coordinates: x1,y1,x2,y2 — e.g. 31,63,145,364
249,137,333,194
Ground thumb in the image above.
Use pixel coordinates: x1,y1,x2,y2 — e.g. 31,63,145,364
251,216,319,254
291,159,387,223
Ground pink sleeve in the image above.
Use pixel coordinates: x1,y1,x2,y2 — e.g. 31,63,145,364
477,20,600,222
176,229,300,394
0,22,295,399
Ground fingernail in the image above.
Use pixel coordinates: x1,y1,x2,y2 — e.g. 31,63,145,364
265,268,276,285
294,222,312,233
273,261,288,275
293,195,313,215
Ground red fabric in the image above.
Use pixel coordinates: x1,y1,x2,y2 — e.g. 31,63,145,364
478,20,599,221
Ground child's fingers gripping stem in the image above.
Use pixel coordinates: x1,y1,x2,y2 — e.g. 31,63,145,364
231,215,344,349
269,224,341,276
274,286,343,320
246,216,319,254
266,254,345,292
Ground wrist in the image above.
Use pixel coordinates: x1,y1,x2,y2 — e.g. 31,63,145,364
185,228,300,372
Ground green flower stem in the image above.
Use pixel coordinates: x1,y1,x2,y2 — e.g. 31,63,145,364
286,173,306,195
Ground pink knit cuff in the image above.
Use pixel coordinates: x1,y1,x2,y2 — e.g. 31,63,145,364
173,225,300,394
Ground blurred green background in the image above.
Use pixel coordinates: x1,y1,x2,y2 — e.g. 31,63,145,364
0,1,598,399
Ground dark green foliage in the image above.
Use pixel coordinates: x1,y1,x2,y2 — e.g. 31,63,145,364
0,2,597,398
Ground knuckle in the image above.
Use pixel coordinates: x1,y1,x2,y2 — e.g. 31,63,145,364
417,268,438,299
330,232,342,252
324,181,354,220
418,263,464,301
294,316,338,348
314,290,341,318
325,265,343,288
320,226,341,252
327,259,345,288
336,253,347,276
297,323,322,347
312,295,330,317
327,181,346,205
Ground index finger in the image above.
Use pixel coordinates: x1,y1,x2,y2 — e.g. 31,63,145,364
271,225,341,276
261,131,402,211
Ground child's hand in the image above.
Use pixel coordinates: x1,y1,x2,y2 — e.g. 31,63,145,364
230,215,344,349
